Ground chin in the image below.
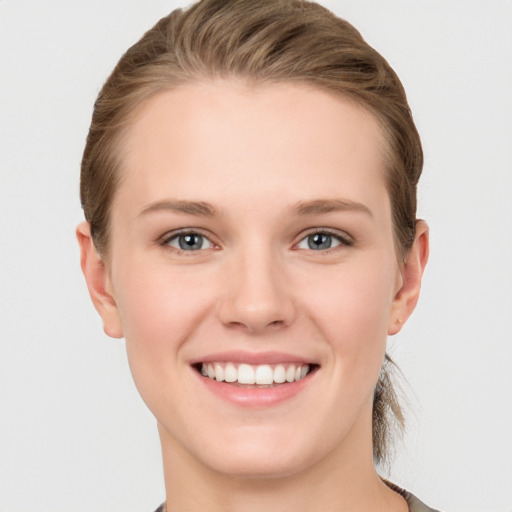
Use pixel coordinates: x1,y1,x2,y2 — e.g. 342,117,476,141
204,447,312,480
187,424,329,480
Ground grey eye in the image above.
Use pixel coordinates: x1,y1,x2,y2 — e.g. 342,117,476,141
167,233,213,251
309,233,333,250
297,232,343,251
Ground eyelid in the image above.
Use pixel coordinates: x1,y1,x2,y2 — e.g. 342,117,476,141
157,227,353,252
294,227,354,249
159,228,218,251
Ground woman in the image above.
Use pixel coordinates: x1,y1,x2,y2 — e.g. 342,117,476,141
77,0,434,510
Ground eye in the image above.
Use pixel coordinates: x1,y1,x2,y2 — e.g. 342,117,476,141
163,232,214,251
296,231,352,251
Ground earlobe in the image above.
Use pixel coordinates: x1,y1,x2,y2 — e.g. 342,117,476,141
76,222,124,339
388,220,429,335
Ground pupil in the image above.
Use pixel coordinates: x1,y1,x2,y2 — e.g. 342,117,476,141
309,233,331,250
179,234,203,250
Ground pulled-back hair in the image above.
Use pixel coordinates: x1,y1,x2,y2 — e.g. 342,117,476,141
81,0,422,464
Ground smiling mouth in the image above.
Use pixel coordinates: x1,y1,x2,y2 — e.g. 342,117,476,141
194,362,317,387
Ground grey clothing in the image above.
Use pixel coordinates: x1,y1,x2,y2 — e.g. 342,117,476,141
153,484,441,512
386,481,441,512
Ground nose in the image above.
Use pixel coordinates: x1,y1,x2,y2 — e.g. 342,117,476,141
218,247,296,334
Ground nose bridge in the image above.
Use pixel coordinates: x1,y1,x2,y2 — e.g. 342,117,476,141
219,238,295,332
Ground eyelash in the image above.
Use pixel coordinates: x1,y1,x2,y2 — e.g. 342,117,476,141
295,228,354,252
160,229,216,254
159,228,353,254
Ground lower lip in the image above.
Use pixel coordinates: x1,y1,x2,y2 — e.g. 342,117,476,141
196,370,314,408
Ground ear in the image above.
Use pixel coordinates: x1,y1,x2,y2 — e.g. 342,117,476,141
388,220,429,335
76,222,124,338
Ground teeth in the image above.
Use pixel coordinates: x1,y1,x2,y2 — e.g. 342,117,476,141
274,364,286,383
225,363,237,383
214,363,224,382
255,364,274,385
200,362,311,385
238,364,255,384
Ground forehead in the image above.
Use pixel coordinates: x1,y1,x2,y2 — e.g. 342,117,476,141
116,80,388,215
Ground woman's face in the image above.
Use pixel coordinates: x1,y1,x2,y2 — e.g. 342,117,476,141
93,81,409,477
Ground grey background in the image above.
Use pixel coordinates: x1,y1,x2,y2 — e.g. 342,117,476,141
1,1,511,511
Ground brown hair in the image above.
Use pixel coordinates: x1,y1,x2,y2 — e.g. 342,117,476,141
80,0,422,463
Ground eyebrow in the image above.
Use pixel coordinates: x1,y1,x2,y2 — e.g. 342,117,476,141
137,198,372,219
290,199,373,217
138,199,217,218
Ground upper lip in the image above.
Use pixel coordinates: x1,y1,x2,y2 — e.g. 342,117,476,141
189,351,318,366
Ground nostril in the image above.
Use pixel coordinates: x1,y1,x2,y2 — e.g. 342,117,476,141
217,272,296,332
225,320,250,331
268,320,285,328
224,318,287,332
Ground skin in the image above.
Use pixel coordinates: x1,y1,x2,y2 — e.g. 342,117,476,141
77,81,428,512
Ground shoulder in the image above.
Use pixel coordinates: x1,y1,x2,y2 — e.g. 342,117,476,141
404,491,442,512
152,488,443,512
385,480,442,512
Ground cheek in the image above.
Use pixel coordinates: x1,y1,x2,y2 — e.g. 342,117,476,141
302,258,396,366
111,259,217,389
114,252,213,332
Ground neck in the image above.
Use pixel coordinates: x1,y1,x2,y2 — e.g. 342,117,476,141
157,417,407,512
